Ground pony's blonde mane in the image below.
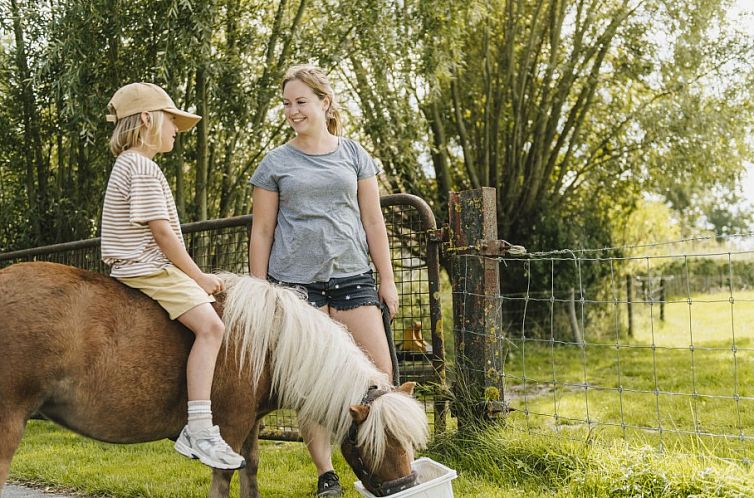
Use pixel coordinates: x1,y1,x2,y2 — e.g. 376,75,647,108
219,273,428,456
358,391,429,467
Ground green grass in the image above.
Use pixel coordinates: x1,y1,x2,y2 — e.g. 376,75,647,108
631,290,754,347
11,420,753,497
9,289,754,496
426,423,754,497
9,421,504,497
503,290,754,461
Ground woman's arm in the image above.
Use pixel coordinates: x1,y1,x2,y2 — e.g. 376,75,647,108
249,187,279,279
357,176,399,318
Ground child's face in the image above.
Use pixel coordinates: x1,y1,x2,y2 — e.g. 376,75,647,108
282,79,329,136
159,112,178,153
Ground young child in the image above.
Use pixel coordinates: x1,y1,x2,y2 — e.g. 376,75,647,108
101,82,245,470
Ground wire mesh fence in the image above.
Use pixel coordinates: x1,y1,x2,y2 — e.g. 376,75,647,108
0,195,445,440
454,238,754,463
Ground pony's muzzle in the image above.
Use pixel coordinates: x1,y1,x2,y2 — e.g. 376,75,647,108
367,470,418,496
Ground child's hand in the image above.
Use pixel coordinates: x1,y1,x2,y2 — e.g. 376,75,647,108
196,273,225,295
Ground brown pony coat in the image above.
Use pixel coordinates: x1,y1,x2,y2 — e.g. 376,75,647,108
0,262,425,497
0,260,428,497
0,261,275,497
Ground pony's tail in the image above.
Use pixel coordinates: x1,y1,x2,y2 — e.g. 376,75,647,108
219,273,285,387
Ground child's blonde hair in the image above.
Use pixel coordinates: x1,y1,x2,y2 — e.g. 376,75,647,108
109,110,165,156
282,65,342,135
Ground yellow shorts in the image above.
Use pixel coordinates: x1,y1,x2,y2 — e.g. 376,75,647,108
117,266,215,320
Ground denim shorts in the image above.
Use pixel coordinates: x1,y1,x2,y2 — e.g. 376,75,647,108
270,271,381,310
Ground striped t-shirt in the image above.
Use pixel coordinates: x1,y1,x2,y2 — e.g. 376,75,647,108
101,151,183,278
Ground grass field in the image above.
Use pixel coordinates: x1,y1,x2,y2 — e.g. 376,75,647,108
8,290,754,496
9,420,753,497
9,421,512,497
503,290,754,461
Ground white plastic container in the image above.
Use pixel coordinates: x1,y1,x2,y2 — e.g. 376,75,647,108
354,457,458,498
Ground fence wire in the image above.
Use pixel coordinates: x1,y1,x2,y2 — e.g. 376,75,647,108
455,242,754,463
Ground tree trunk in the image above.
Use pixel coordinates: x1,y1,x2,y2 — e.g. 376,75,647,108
195,66,208,221
10,0,43,240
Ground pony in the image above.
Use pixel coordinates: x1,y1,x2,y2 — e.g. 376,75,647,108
0,262,428,497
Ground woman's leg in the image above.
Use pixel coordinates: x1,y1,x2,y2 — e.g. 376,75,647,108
330,305,393,381
302,304,342,496
300,420,334,475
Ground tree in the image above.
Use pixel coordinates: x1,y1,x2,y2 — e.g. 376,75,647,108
343,0,754,252
1,0,752,265
0,0,378,250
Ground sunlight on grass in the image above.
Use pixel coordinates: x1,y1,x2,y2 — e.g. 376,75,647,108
10,421,494,497
11,419,752,498
9,421,347,498
502,289,754,462
631,290,754,347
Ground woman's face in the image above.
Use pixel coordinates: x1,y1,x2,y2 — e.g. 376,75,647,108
282,79,329,136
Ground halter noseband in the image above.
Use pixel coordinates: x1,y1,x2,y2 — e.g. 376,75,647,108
342,385,418,497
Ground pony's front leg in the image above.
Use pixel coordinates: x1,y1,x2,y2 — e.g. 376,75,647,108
0,411,27,491
239,421,261,498
209,469,234,498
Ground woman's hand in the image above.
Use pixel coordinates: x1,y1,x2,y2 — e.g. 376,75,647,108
379,279,399,319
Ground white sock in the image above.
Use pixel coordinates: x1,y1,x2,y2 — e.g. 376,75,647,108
187,400,213,433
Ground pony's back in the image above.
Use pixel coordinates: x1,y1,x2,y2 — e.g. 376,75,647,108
0,262,194,442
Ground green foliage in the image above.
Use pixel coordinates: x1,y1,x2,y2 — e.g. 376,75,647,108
0,0,403,250
1,0,753,262
345,0,754,247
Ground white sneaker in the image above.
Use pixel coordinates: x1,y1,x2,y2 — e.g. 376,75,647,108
175,425,246,470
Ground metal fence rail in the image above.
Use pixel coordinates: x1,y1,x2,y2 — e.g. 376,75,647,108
454,246,754,463
0,194,446,440
443,187,754,463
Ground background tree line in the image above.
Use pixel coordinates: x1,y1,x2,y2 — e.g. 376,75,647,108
1,0,753,258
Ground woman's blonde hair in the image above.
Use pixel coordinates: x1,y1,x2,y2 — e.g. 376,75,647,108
282,64,342,136
109,110,165,156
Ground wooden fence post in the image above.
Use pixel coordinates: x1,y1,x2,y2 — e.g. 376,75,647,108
660,277,665,321
448,188,504,424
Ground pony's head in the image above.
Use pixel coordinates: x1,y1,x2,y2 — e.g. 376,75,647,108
340,382,429,496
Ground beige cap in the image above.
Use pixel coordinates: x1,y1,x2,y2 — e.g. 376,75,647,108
106,82,201,132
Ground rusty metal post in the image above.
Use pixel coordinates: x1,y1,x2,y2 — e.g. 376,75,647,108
427,230,448,434
448,188,504,424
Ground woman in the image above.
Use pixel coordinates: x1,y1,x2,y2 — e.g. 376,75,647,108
248,64,397,497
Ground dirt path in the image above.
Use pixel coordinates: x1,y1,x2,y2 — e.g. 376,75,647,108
3,484,76,498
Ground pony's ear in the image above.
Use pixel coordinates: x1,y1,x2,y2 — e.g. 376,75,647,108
396,381,416,396
349,404,370,424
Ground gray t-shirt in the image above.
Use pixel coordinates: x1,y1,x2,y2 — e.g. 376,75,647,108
250,137,382,283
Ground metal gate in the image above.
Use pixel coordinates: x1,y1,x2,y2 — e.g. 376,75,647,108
0,194,447,439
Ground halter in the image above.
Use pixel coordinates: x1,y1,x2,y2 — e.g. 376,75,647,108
341,385,418,497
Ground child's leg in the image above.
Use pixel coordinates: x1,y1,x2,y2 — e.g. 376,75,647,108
176,302,225,401
174,302,245,470
116,269,244,469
